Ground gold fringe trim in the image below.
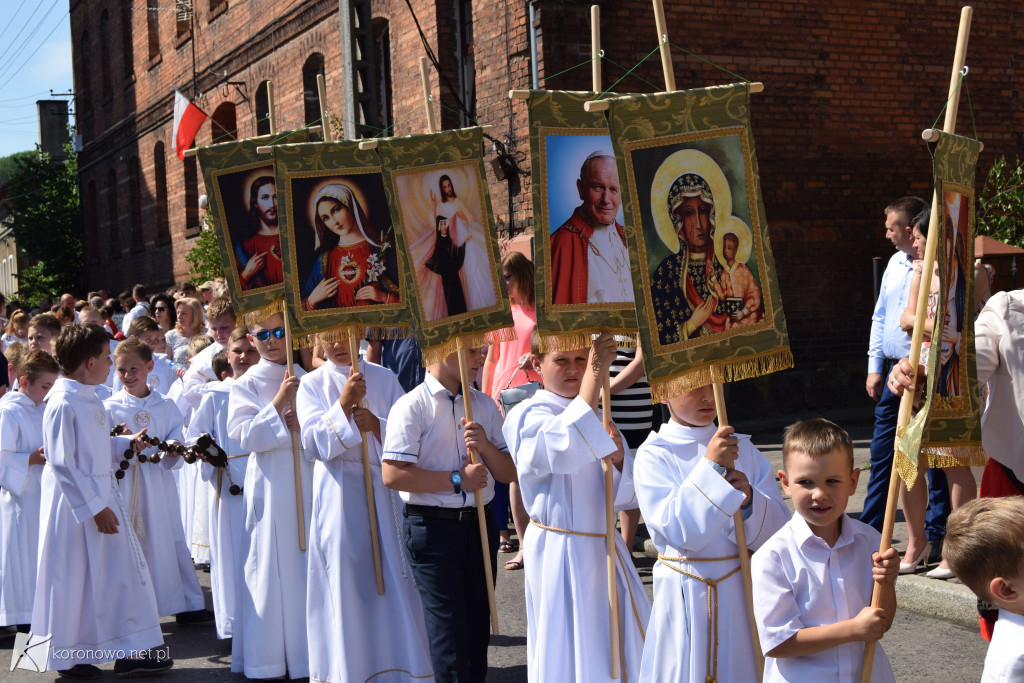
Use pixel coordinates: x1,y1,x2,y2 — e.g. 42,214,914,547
293,324,415,350
238,299,285,328
649,346,794,403
894,441,986,490
420,328,518,367
538,329,639,354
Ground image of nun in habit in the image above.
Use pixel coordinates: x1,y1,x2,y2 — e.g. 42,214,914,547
302,183,399,311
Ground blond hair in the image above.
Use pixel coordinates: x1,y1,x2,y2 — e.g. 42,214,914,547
782,418,854,471
174,297,205,336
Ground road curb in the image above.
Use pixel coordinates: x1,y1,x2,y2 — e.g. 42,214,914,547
642,539,979,630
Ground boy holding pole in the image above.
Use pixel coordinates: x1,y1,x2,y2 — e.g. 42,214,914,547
382,347,515,683
634,383,788,682
502,331,650,683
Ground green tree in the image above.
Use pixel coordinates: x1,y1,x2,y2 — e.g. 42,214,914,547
977,156,1024,248
185,213,225,283
6,148,83,302
0,151,34,185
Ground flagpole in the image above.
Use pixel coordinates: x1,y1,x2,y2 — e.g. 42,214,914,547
860,7,973,682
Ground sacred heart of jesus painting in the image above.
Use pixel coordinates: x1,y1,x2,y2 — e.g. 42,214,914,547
214,165,284,293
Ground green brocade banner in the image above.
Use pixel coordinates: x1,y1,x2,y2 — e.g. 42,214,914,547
606,84,792,401
895,131,986,487
196,129,309,325
273,140,410,347
527,90,638,351
377,128,513,366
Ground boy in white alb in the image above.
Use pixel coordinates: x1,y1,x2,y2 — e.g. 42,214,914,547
635,383,789,683
187,329,258,640
752,418,899,682
943,497,1024,682
105,339,211,624
181,297,236,410
502,332,650,683
29,323,171,678
227,312,311,679
298,338,433,683
110,317,179,397
382,347,516,683
0,350,58,629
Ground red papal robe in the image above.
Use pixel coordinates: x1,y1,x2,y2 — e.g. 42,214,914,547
550,206,627,305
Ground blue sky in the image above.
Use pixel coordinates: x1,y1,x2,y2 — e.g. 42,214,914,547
0,0,74,158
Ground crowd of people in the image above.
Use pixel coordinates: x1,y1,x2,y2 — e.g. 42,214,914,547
0,204,1020,682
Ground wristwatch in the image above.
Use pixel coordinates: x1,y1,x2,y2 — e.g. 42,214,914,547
449,470,463,495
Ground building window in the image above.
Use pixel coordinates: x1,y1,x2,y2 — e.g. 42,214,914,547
372,18,393,135
100,11,113,100
454,0,476,127
147,0,161,60
77,32,91,112
184,154,200,238
122,5,135,78
211,102,238,143
302,53,325,126
255,81,271,135
154,143,170,243
176,0,191,36
86,181,99,263
106,169,121,259
129,157,144,252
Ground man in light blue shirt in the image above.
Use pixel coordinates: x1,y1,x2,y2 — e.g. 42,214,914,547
862,196,931,533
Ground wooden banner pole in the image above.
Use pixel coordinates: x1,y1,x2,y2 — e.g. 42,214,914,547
281,312,307,551
590,5,621,679
347,336,386,595
317,74,332,141
651,0,676,92
267,81,276,137
712,378,764,681
861,6,973,682
457,344,501,634
419,56,499,633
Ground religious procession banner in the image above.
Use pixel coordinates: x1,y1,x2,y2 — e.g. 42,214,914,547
605,83,792,401
527,90,637,351
197,129,309,324
272,139,409,348
377,127,513,365
895,131,986,487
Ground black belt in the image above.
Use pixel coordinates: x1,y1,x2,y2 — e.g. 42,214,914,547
404,503,492,522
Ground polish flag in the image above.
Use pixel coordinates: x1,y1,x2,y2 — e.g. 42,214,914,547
172,89,208,160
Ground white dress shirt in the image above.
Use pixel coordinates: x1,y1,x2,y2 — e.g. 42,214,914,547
868,250,915,373
982,609,1024,682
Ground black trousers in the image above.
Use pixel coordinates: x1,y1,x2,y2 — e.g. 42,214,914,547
403,504,499,683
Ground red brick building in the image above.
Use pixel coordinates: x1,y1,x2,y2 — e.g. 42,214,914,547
71,1,1022,400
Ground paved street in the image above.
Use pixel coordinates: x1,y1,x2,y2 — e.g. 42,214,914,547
0,417,992,682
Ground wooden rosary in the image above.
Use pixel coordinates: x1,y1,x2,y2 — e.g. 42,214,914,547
110,426,243,495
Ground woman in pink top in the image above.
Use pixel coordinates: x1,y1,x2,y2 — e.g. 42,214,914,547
482,251,539,570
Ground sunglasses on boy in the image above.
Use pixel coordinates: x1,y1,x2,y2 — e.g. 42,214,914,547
253,327,286,342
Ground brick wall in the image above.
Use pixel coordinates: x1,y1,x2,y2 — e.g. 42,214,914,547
71,0,1023,377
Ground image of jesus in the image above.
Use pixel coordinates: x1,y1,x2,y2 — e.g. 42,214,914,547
234,176,283,290
550,151,633,305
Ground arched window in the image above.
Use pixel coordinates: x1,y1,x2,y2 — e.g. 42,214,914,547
176,1,190,37
106,169,121,259
147,0,160,60
211,102,237,143
86,181,99,263
99,11,112,100
302,53,325,126
121,5,134,79
154,143,170,243
184,154,200,238
129,157,144,252
255,81,271,135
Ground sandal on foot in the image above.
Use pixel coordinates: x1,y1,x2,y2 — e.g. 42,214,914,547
504,558,524,571
498,540,517,553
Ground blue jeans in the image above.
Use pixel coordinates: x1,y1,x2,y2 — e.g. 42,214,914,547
861,370,900,531
404,504,499,683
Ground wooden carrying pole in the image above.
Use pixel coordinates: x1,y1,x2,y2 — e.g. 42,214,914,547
590,6,621,680
420,55,499,632
348,336,386,595
712,379,764,680
861,6,973,682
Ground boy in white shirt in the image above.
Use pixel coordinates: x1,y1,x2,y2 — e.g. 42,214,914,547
635,382,789,682
502,332,650,683
0,350,58,629
382,346,516,683
187,328,258,640
105,338,211,625
752,418,899,682
227,312,311,679
30,323,170,678
943,497,1024,682
298,338,433,682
